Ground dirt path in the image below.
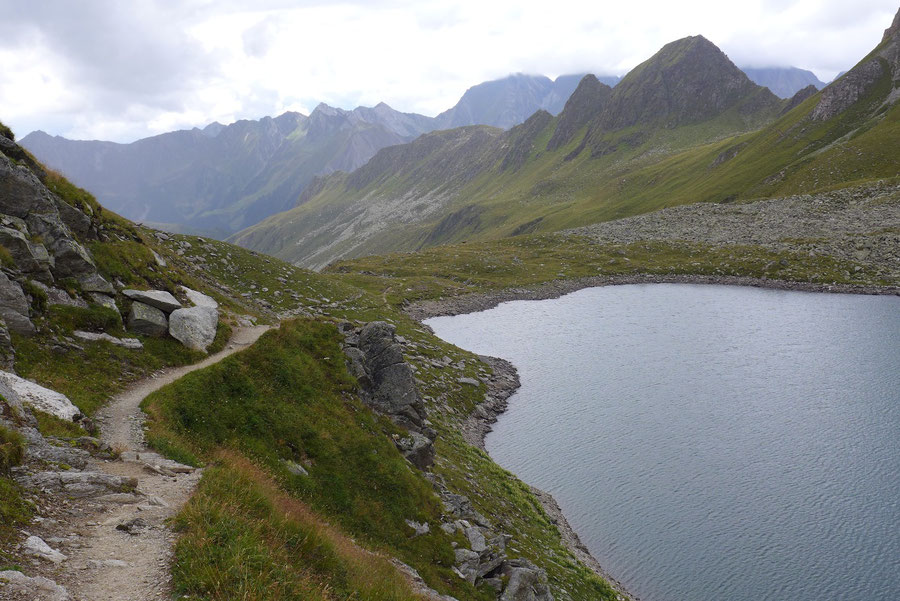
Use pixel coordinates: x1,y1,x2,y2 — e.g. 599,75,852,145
56,326,270,601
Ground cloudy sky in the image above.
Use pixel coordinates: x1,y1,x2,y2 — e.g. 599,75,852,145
1,0,896,142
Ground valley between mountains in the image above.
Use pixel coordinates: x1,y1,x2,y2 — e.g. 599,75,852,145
1,7,899,601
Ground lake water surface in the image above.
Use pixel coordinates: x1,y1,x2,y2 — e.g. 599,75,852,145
425,284,900,601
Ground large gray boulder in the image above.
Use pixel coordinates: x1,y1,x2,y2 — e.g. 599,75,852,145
0,370,81,421
0,271,35,335
168,305,218,351
499,560,553,601
123,289,182,313
127,302,168,337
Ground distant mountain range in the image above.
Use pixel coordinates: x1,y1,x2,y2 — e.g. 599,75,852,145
230,22,900,269
21,62,832,237
739,66,826,98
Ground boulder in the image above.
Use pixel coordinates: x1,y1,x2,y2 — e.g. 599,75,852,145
179,285,217,308
396,431,435,469
0,272,34,335
0,370,81,420
127,302,168,337
499,560,553,601
123,289,182,313
168,305,218,351
47,237,96,279
89,292,118,312
23,536,67,564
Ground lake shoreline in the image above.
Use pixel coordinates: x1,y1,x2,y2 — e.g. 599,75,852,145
407,273,900,321
414,273,898,601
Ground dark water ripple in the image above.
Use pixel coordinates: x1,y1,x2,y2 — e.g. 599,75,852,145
426,284,900,601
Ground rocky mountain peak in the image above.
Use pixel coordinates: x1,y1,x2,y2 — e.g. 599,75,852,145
547,74,613,151
596,34,775,130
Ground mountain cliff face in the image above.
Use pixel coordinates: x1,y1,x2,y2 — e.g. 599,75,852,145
740,66,826,98
234,15,900,270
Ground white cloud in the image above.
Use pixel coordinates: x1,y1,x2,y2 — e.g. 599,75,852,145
0,0,895,142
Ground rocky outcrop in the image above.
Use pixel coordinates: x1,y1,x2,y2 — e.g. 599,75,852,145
0,272,34,335
168,306,218,351
122,289,182,313
812,8,900,121
127,302,168,337
547,75,613,151
811,58,884,120
0,370,81,421
340,321,435,468
499,559,553,601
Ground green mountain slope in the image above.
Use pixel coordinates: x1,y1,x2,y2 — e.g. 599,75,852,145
233,15,900,270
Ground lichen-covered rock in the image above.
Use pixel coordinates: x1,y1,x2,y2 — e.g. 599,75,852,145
168,305,218,351
0,370,81,421
123,289,182,313
79,272,115,294
127,302,168,337
0,271,34,335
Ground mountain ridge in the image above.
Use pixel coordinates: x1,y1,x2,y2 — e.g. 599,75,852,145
232,17,900,269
